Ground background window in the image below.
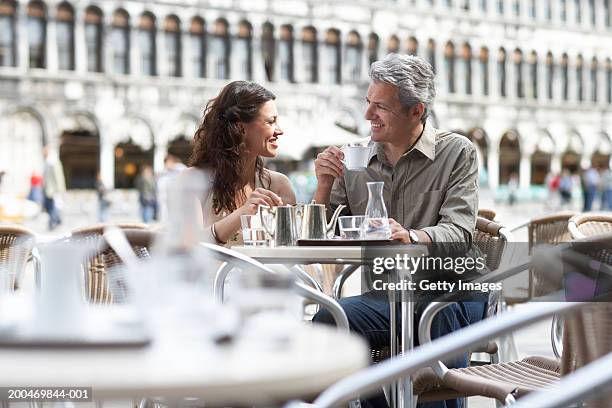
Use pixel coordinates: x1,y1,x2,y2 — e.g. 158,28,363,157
480,47,489,96
27,1,46,68
211,18,229,80
85,7,103,72
235,21,252,80
189,17,205,78
324,29,341,85
0,1,16,67
561,54,569,100
444,41,455,93
546,52,554,100
514,49,524,98
138,13,156,76
279,25,294,82
498,48,507,97
301,27,317,83
345,31,362,82
111,9,129,74
164,16,181,77
261,22,275,81
529,51,538,98
56,3,75,71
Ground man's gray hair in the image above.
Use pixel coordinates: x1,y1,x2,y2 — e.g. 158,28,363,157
369,53,436,124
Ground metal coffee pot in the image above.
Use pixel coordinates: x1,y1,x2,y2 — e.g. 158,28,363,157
260,205,300,246
300,201,346,240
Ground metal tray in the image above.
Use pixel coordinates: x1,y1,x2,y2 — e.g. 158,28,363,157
297,238,399,246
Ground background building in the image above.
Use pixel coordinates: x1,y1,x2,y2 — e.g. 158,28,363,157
1,0,611,194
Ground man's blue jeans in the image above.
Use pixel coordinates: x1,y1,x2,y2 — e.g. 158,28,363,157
313,291,485,408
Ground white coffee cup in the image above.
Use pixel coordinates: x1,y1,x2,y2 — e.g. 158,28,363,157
342,145,371,171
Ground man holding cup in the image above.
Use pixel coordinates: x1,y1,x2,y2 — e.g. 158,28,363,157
313,53,480,408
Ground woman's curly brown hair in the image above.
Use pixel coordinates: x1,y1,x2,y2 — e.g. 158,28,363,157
189,81,275,214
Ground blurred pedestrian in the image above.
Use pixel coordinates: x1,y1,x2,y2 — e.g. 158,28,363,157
0,170,5,192
559,169,573,208
600,167,612,210
545,171,560,210
156,154,187,223
96,172,111,222
42,146,66,230
27,172,44,207
507,172,519,205
582,166,600,211
135,165,156,223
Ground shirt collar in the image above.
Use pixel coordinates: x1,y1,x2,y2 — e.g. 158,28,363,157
411,121,436,161
370,121,437,165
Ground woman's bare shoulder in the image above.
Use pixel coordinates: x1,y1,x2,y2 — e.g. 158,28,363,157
266,170,296,204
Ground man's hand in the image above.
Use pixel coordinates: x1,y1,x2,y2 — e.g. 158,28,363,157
314,146,344,188
389,218,410,243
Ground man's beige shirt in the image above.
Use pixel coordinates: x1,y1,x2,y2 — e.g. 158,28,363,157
330,121,479,242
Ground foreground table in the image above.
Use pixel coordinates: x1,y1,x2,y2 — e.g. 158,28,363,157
0,325,368,406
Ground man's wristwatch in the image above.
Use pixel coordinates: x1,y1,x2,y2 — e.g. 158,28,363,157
408,229,420,243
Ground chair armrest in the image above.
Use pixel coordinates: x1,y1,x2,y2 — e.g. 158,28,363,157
310,301,581,408
332,265,360,299
567,219,583,240
202,243,349,331
295,282,349,333
510,352,612,408
418,259,531,345
508,220,531,233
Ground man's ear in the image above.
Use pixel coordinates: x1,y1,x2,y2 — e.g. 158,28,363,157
411,103,425,121
237,122,246,134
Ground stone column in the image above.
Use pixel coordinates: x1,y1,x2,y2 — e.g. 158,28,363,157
46,7,58,72
17,6,28,71
156,27,166,77
154,142,166,174
488,143,500,189
181,29,192,78
100,134,115,189
520,152,531,189
103,14,114,74
130,23,140,76
74,6,86,73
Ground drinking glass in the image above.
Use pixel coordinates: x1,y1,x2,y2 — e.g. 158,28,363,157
338,215,366,239
241,214,267,246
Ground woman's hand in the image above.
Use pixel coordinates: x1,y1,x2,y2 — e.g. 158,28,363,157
389,218,410,244
240,188,283,215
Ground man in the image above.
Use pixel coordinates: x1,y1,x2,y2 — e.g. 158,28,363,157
42,146,66,230
312,54,482,408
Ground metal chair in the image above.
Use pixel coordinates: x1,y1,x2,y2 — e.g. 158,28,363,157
70,223,153,303
204,242,350,332
477,208,496,221
369,217,512,365
293,302,581,408
0,224,38,290
412,234,612,405
507,211,576,302
568,211,612,240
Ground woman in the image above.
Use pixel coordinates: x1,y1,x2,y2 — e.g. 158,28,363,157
189,81,296,245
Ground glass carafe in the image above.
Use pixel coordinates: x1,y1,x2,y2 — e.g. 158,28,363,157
361,181,392,239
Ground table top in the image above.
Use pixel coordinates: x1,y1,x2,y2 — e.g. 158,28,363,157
0,324,368,405
232,244,426,264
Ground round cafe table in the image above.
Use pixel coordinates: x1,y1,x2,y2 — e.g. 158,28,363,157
0,324,368,405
